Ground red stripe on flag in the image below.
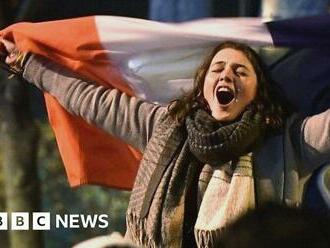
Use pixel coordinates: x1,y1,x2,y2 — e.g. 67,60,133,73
1,16,141,189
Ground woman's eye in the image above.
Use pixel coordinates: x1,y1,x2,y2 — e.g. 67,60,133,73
236,70,247,76
211,68,223,73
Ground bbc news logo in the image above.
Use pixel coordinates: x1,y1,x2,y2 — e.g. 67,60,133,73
0,212,109,230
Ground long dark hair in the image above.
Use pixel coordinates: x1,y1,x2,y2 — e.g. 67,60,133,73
168,41,290,130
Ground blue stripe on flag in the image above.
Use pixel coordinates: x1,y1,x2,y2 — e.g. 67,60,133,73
266,15,330,48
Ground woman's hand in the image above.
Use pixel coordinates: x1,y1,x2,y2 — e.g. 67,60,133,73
0,39,18,63
0,38,29,75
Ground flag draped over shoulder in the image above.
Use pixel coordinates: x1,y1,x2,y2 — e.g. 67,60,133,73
1,15,330,189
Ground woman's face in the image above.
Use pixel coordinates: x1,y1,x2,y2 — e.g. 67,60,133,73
203,48,258,122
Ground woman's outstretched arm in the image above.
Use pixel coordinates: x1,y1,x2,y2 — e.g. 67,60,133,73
294,109,330,175
22,54,166,152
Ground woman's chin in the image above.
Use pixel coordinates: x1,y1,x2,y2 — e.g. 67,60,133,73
211,110,235,122
210,106,243,123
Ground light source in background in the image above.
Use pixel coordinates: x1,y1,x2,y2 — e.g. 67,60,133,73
261,0,330,21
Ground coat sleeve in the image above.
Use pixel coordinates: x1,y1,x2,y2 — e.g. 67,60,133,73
292,109,330,175
22,54,166,152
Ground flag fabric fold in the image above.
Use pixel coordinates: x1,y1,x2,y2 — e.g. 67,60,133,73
1,15,329,189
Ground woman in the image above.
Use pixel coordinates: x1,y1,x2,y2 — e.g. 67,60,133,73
1,39,330,247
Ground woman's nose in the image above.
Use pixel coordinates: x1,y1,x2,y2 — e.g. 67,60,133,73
219,68,233,83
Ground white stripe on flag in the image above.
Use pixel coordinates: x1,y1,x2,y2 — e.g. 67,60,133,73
95,16,274,63
94,16,274,103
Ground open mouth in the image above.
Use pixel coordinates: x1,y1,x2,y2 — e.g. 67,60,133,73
216,86,235,106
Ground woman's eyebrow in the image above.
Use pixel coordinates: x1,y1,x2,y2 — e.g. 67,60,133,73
212,61,249,71
211,61,225,67
232,63,249,71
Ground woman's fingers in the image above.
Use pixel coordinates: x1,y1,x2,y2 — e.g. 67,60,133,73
0,39,20,65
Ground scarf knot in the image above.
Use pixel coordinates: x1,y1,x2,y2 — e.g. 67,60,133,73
186,109,266,166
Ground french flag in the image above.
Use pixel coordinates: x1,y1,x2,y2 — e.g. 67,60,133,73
1,15,329,189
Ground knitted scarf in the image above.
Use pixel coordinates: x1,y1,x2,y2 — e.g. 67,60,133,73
126,108,266,247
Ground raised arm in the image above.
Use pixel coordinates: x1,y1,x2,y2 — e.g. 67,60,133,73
22,55,166,152
293,109,330,175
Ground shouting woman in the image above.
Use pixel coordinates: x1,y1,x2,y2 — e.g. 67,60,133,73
1,39,329,247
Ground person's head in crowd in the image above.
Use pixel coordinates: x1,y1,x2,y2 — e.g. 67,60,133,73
218,203,330,248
